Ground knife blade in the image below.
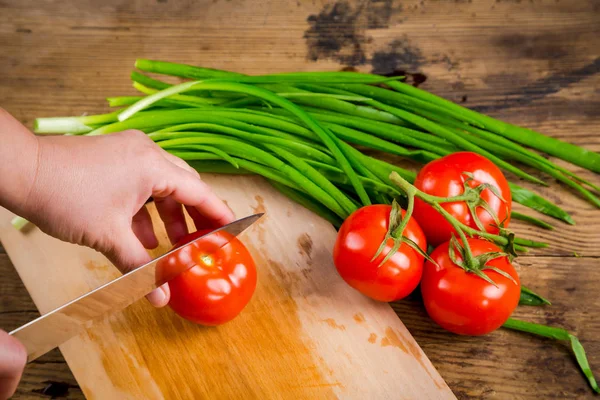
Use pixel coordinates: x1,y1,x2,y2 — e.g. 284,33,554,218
10,212,263,362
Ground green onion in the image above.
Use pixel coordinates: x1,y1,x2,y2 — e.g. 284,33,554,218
317,84,547,185
157,136,351,218
31,58,587,228
34,110,121,135
118,81,371,206
387,81,600,174
511,212,554,230
503,318,599,393
519,286,552,305
509,183,575,225
11,216,30,230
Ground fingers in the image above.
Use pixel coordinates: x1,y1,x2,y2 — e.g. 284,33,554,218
0,330,26,400
106,227,170,308
132,206,158,249
185,205,216,231
147,283,170,309
156,150,233,230
160,150,200,178
154,163,234,228
154,196,188,245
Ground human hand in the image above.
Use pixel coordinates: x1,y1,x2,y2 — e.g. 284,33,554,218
0,330,26,400
10,126,234,307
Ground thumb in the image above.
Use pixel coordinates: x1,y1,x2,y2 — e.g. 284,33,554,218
105,228,170,308
0,330,26,400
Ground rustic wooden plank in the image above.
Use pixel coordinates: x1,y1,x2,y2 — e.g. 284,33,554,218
13,360,84,400
0,0,598,398
0,251,84,399
0,254,38,325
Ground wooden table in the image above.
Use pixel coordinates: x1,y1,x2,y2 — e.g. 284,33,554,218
1,0,598,398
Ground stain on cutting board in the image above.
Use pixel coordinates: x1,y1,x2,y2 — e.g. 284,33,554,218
83,260,114,282
251,195,268,246
380,326,408,352
379,327,446,390
368,333,378,344
84,261,108,272
323,318,346,331
252,194,266,214
297,233,314,264
353,313,365,324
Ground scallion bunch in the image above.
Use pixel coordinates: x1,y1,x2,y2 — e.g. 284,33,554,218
33,59,599,232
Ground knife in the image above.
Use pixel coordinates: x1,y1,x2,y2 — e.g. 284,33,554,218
10,212,263,362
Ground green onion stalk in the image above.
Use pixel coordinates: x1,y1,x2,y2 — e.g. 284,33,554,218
34,106,574,224
129,59,599,198
71,58,597,195
503,318,599,394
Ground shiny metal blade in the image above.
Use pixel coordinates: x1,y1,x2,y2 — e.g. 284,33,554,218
10,213,263,362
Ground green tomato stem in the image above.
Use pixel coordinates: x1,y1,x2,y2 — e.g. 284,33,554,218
388,171,544,251
430,201,476,266
511,212,554,231
390,189,415,238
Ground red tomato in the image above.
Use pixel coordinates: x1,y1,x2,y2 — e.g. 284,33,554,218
333,204,427,302
413,152,512,246
157,229,257,326
420,238,520,336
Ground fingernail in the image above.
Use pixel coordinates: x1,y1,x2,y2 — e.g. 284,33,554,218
147,287,168,308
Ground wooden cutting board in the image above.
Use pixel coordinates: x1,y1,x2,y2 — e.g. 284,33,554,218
0,174,454,399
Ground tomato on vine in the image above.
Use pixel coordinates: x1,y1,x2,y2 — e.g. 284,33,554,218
333,203,427,302
157,229,257,326
420,237,521,336
413,152,512,247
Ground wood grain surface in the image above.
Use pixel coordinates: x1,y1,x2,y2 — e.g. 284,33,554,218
0,176,454,399
0,0,599,398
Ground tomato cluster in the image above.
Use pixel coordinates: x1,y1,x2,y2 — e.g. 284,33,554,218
333,152,521,336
